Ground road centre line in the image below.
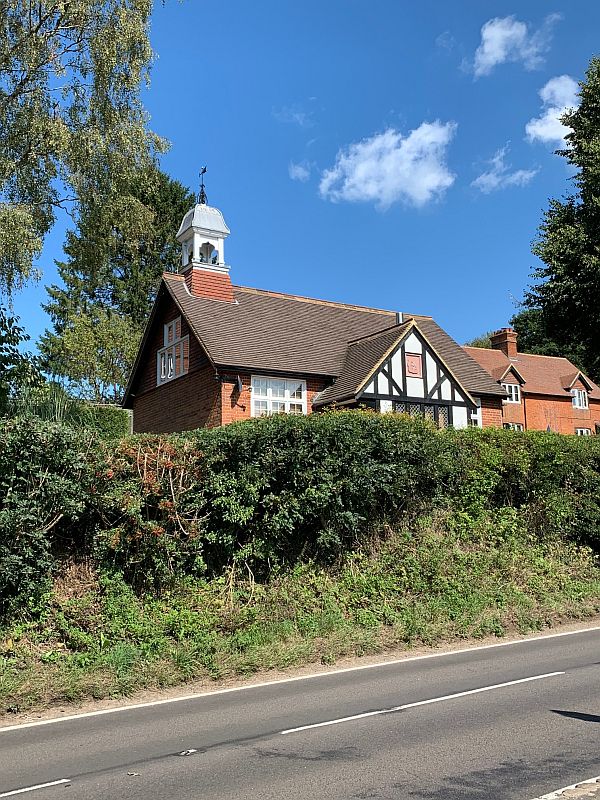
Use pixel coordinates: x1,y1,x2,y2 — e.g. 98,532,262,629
0,779,71,798
280,671,565,734
528,775,600,800
1,626,596,733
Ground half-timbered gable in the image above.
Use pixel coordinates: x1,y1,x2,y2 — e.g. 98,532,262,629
313,320,477,429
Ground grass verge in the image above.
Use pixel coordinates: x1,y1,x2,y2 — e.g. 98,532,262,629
1,512,599,715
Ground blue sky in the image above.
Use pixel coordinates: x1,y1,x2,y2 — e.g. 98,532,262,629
13,1,600,350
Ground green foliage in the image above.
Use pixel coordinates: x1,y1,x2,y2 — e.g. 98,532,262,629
522,56,600,381
2,523,598,712
87,405,131,440
40,167,194,401
0,0,165,295
41,308,140,403
0,418,101,618
0,307,41,412
2,412,600,617
463,331,493,348
97,412,451,589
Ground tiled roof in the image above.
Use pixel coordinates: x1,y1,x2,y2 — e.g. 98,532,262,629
313,322,413,406
464,346,600,397
126,275,509,406
164,273,398,376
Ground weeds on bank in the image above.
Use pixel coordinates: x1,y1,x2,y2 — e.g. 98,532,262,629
1,511,598,714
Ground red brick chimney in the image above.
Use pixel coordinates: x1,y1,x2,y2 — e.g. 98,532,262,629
182,264,235,303
490,327,518,359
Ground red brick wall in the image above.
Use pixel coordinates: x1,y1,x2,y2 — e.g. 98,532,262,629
480,396,503,428
523,392,600,434
131,292,221,433
133,362,221,433
220,374,329,425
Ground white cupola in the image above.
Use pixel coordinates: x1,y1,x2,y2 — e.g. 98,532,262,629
174,171,235,302
176,201,230,274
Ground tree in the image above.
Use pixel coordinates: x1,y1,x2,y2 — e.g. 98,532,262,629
39,167,194,399
0,307,40,412
0,0,164,295
42,307,139,402
464,331,493,348
519,56,600,381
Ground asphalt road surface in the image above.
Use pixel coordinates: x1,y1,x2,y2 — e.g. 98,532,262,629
0,627,598,799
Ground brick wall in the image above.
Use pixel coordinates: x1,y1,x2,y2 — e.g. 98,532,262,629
480,396,503,428
523,392,600,434
131,292,222,433
133,362,221,433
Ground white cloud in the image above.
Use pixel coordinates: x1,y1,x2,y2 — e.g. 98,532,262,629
319,122,457,210
288,161,311,182
472,146,538,193
473,14,560,78
273,104,314,128
525,75,579,147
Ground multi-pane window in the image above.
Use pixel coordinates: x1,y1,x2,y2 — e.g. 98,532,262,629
572,388,588,409
157,317,188,385
251,376,307,417
503,422,524,431
501,383,521,403
575,428,591,436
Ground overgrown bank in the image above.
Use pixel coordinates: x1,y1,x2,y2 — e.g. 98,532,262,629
1,412,599,712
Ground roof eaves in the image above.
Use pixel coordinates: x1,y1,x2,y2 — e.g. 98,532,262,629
122,282,167,408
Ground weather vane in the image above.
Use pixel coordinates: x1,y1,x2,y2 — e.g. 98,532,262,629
198,166,207,204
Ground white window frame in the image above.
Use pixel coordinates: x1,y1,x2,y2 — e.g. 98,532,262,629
250,375,307,417
157,317,188,386
572,388,589,409
164,318,178,346
501,383,521,404
575,428,591,436
503,422,524,431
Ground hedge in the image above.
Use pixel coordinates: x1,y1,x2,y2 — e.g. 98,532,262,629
87,405,132,440
1,411,600,617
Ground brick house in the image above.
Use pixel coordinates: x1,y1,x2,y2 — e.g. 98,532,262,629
464,329,600,435
123,198,598,436
123,198,506,432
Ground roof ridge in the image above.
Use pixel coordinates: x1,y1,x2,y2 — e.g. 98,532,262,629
347,320,411,346
232,284,397,315
464,345,573,365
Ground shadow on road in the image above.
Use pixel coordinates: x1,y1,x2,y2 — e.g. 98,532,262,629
552,710,600,723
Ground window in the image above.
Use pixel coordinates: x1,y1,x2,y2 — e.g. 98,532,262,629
251,376,307,416
503,422,524,431
157,317,188,385
575,428,591,436
572,388,588,409
501,383,521,403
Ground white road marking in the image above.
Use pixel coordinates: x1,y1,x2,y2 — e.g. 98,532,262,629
1,626,596,733
280,671,565,734
0,779,71,797
529,775,600,799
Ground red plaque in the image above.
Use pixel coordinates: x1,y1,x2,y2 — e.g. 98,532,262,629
405,353,422,378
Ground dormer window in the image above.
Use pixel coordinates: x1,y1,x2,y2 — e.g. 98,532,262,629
572,388,588,409
157,317,188,386
502,383,521,403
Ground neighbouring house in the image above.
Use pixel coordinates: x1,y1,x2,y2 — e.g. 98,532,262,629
464,329,600,435
122,197,506,432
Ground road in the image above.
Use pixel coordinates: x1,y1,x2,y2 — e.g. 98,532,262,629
0,627,598,799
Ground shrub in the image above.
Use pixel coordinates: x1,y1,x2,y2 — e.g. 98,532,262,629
87,405,131,440
0,417,101,618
